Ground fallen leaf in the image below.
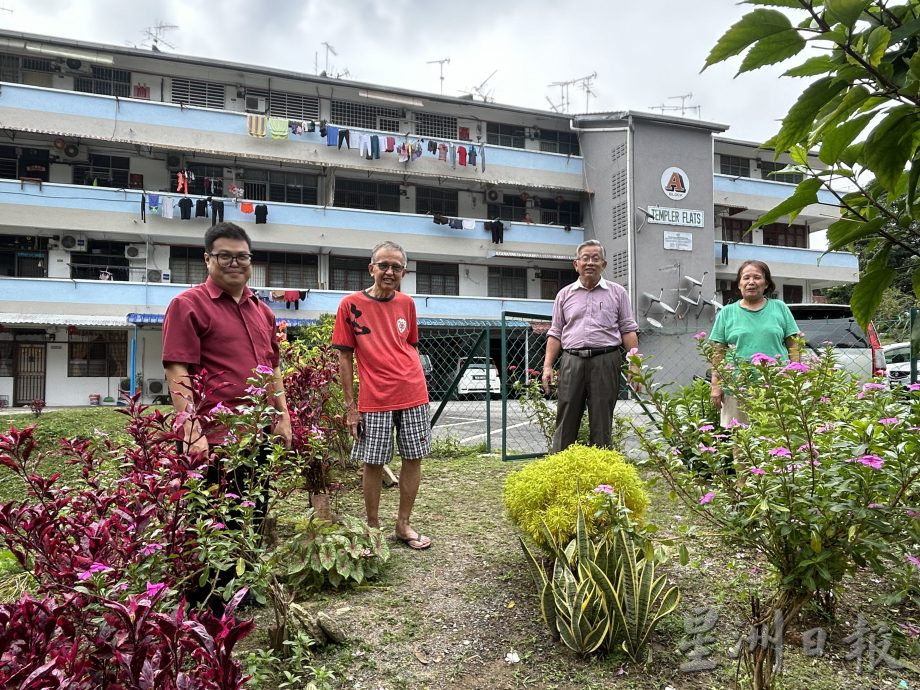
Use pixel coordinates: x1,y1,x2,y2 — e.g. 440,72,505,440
413,647,429,665
507,600,515,608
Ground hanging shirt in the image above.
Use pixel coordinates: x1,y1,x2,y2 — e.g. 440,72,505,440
255,204,268,224
468,146,477,166
161,196,175,219
177,197,193,220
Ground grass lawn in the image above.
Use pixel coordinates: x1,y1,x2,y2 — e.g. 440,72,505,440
1,408,918,689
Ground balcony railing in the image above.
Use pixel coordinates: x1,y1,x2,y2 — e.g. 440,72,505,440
714,241,858,270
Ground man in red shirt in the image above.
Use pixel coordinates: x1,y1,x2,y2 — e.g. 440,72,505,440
162,222,291,515
332,241,432,550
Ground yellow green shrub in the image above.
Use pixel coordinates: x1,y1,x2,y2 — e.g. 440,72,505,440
504,444,648,552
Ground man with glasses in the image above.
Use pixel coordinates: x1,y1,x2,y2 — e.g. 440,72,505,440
332,241,432,550
541,239,639,452
162,221,291,522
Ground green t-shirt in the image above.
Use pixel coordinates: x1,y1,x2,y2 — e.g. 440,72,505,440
709,299,799,361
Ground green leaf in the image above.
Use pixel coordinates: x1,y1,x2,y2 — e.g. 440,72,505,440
783,55,839,77
863,106,918,189
911,158,920,211
851,266,897,331
819,112,875,165
743,0,803,7
678,543,690,566
774,77,849,153
739,28,806,73
891,16,920,43
814,85,871,138
840,141,864,167
703,9,797,69
826,0,870,28
235,557,246,577
865,25,891,68
826,216,885,251
752,177,822,229
912,269,920,300
909,50,920,83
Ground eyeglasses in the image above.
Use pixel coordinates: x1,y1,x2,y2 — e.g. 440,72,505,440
209,252,253,267
373,262,405,273
577,255,604,264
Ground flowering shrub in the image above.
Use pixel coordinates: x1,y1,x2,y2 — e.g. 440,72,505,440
631,341,920,613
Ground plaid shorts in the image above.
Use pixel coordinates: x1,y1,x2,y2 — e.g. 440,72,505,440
350,404,432,466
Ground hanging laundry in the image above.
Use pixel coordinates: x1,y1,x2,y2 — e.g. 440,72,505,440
458,146,467,166
176,171,189,195
370,134,380,159
437,143,448,161
195,199,208,218
385,136,396,153
427,140,437,154
480,144,486,172
449,143,457,169
271,290,286,301
397,144,409,163
211,200,224,226
413,142,423,160
161,196,175,219
461,219,476,231
255,204,268,224
247,114,267,137
240,201,255,214
307,120,316,133
283,290,300,309
326,125,339,146
319,120,327,137
338,129,351,149
148,193,160,211
178,197,193,220
358,133,372,158
448,219,463,230
486,219,504,243
269,117,289,140
458,126,471,141
467,145,477,166
432,214,449,225
140,192,146,222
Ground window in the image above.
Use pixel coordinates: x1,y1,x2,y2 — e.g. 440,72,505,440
486,122,525,149
783,284,803,303
415,262,459,296
415,186,458,216
171,78,225,110
334,178,400,212
721,217,753,243
488,194,526,222
73,155,130,188
330,257,372,292
488,266,527,298
245,88,320,120
251,251,318,288
538,268,578,300
70,240,129,281
539,198,582,227
68,330,127,378
330,100,400,131
759,160,804,184
763,223,808,249
720,155,750,177
0,145,17,180
169,246,208,285
415,112,457,139
268,171,318,205
173,163,227,197
74,66,131,98
539,130,580,155
0,341,11,377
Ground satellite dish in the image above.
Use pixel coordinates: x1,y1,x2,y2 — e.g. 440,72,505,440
679,295,700,306
642,292,659,302
659,302,676,314
685,275,703,286
646,317,662,329
711,298,724,309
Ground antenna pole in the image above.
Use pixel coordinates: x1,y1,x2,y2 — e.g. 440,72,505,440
426,57,450,95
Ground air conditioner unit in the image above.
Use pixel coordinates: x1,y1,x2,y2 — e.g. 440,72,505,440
64,58,93,75
59,234,86,251
146,269,162,282
486,188,502,203
245,95,267,113
145,379,167,397
47,238,60,250
125,244,147,260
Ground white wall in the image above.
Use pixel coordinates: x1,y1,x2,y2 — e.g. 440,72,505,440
459,264,488,296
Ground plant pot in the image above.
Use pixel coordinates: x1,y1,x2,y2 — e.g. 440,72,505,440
310,492,333,522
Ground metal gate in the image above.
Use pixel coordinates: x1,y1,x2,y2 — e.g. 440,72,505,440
14,343,46,405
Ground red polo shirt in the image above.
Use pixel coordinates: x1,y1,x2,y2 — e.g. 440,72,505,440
162,277,279,431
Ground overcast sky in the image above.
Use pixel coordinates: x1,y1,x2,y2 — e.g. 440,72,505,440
0,0,811,143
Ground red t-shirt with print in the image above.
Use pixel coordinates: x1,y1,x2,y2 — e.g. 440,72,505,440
331,290,428,412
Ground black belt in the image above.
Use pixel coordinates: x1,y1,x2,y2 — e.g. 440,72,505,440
564,346,619,359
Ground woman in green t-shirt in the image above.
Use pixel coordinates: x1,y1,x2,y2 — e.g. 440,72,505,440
709,260,801,427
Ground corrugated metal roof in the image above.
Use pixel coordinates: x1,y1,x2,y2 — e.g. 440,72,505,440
0,313,128,327
126,313,530,329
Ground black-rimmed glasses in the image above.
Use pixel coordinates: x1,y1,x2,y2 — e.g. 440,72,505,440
208,252,253,267
373,262,405,273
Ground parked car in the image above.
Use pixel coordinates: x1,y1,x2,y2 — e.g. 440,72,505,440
883,341,915,388
455,356,501,398
786,303,885,382
418,353,433,388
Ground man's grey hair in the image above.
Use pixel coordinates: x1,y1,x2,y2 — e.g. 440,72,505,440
575,239,606,260
371,240,407,265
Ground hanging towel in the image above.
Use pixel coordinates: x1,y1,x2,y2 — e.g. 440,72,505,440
240,202,255,214
147,193,160,210
326,125,339,146
462,219,476,231
269,117,289,140
247,114,267,137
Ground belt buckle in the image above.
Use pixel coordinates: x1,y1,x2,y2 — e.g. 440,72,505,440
577,349,591,358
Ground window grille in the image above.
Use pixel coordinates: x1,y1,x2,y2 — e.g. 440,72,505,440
330,257,373,291
488,195,526,222
721,217,753,243
70,240,129,282
415,262,459,296
415,186,458,216
22,57,55,73
171,77,225,109
0,54,18,82
539,268,578,300
783,284,804,303
0,145,16,180
269,171,319,205
249,251,318,287
330,100,400,131
759,160,804,184
72,155,130,188
415,112,457,139
486,122,525,149
488,266,527,298
169,247,208,284
68,330,127,378
334,178,399,212
538,199,582,227
720,155,750,177
74,66,131,97
538,130,580,155
246,87,319,120
762,223,808,248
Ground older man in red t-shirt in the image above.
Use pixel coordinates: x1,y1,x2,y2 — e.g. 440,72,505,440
332,240,432,550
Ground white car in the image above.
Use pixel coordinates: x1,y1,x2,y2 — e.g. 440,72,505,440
883,342,914,388
455,357,501,398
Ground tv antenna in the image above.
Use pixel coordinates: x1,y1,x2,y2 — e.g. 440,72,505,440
320,41,337,75
141,21,178,52
545,95,562,113
460,69,497,102
548,71,597,113
426,57,450,95
649,92,701,119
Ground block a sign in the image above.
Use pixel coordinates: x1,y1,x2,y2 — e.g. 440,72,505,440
648,206,705,228
661,166,690,200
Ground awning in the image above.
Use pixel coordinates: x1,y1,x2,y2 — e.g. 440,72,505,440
0,313,128,327
126,313,317,327
126,313,531,329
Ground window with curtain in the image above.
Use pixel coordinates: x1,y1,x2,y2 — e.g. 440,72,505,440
68,330,127,377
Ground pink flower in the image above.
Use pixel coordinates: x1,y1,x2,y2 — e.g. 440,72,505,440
908,554,920,569
750,467,765,475
878,418,899,425
862,382,886,391
211,402,231,414
769,447,791,458
240,500,256,508
225,492,240,499
210,522,226,531
855,454,884,469
255,364,274,375
725,418,748,430
910,383,920,392
783,361,810,373
245,385,267,396
820,396,831,403
700,491,715,505
146,582,167,598
699,444,718,454
694,331,707,340
77,562,111,580
627,347,639,356
751,353,777,366
141,543,164,557
815,423,833,434
698,424,715,432
593,484,615,495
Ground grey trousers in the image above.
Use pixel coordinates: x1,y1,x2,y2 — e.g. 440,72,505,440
551,350,621,453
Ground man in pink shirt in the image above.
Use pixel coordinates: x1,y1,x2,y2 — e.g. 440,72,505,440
542,240,639,452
